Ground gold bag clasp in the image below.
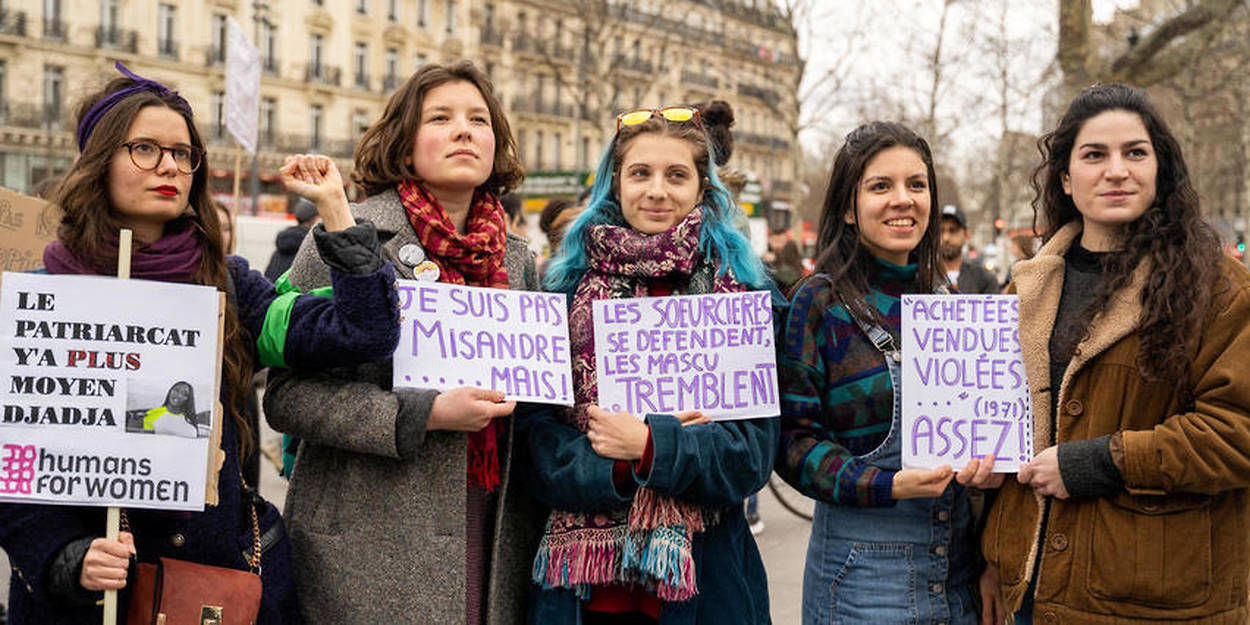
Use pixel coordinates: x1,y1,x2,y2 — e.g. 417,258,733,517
200,605,224,625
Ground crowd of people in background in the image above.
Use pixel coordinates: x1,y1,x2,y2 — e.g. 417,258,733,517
1,57,1247,625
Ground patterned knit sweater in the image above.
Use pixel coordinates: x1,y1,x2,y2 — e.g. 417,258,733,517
776,258,917,507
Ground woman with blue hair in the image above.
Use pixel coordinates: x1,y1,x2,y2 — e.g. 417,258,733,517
521,106,779,625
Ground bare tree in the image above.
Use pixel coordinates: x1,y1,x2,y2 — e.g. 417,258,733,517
1058,0,1242,95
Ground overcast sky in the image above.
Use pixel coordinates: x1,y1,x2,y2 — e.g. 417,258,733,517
795,0,1143,159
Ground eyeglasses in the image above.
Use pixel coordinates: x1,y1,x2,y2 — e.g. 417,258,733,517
616,107,701,132
119,139,203,174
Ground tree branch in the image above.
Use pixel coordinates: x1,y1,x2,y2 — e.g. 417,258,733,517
1109,0,1240,81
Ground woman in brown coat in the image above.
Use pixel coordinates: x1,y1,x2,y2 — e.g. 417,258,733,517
975,84,1250,624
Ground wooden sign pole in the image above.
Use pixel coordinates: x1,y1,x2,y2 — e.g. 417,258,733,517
102,228,132,624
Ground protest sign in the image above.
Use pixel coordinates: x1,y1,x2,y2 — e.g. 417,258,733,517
0,273,221,510
392,280,573,405
225,16,260,154
0,186,59,272
901,294,1033,472
592,291,778,421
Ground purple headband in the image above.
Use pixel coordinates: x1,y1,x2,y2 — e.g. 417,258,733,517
75,61,192,152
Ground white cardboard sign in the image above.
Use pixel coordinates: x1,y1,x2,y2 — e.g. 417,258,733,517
0,273,221,510
592,291,779,421
391,280,573,405
901,294,1034,471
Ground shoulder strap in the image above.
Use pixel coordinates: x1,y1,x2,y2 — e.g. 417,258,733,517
811,273,898,356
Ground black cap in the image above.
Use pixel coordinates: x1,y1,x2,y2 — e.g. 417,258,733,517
940,204,967,229
293,198,318,224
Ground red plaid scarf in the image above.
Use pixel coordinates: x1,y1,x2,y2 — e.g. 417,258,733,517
398,178,508,491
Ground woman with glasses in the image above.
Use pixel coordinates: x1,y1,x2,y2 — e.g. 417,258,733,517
262,60,540,625
0,62,400,624
521,106,777,625
775,122,990,625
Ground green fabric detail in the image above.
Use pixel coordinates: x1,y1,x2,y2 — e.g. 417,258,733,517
258,270,334,369
143,406,169,431
258,292,299,369
267,269,331,477
274,270,333,298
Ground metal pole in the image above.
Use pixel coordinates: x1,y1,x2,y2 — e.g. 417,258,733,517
249,2,266,216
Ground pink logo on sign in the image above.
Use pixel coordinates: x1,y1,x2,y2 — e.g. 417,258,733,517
0,444,37,494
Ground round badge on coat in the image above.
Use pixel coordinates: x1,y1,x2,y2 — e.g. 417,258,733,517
397,243,426,267
412,260,440,282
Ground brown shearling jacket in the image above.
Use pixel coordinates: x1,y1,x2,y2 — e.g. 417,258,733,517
983,222,1250,624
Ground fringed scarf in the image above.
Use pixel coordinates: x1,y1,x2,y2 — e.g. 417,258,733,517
532,207,745,602
42,219,202,282
397,178,509,491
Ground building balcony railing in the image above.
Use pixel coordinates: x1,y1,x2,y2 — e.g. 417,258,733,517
95,26,138,52
262,56,280,76
354,72,370,90
612,55,653,74
604,4,793,65
382,74,401,91
772,179,794,194
158,38,179,60
512,97,576,119
513,33,542,55
43,17,65,39
681,69,719,90
305,64,342,86
0,10,27,36
271,133,356,158
737,83,781,107
206,43,226,66
0,101,74,129
738,131,790,151
480,26,503,48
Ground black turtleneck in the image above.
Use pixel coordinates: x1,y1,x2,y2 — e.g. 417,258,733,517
1047,242,1124,498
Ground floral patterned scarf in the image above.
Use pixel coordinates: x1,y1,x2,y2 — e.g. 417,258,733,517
532,207,744,601
398,178,508,491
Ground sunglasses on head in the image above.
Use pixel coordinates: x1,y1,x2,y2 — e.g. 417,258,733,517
616,106,701,132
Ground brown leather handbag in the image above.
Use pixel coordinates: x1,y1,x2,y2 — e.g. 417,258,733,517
123,482,264,625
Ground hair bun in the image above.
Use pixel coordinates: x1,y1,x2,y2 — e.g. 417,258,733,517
701,100,735,129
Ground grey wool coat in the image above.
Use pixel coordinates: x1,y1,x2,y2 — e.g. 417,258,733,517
264,189,545,625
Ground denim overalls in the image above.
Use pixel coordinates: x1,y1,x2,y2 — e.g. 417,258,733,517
801,309,977,625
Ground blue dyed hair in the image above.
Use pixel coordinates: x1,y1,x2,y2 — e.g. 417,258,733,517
543,119,768,294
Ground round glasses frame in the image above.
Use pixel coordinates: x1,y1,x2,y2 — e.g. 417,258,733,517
119,139,203,174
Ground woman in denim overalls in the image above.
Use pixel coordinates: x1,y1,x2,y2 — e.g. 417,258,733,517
776,122,994,625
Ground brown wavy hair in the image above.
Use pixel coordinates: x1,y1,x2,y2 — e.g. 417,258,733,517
806,121,942,321
54,78,256,459
1032,83,1223,383
353,59,523,197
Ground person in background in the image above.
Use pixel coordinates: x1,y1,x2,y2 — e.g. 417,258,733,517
215,200,236,254
977,82,1250,625
777,122,991,625
538,197,576,254
939,204,997,293
264,198,319,282
30,175,62,200
536,197,579,280
1000,232,1036,290
502,191,529,240
762,226,803,295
